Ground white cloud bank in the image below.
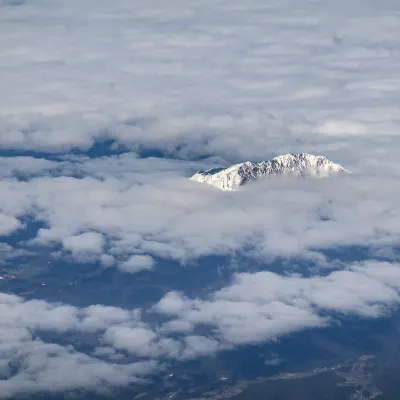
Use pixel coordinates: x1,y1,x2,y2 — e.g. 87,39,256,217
0,0,400,163
0,156,399,265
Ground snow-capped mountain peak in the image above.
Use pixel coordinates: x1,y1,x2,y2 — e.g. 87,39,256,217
190,153,347,191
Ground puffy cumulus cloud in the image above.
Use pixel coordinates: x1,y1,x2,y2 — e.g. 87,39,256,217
155,291,326,346
0,0,400,162
0,293,159,398
119,255,155,274
101,327,183,360
0,292,219,397
80,305,138,331
181,336,221,359
62,231,105,257
155,261,400,346
103,326,158,357
0,293,142,335
0,213,21,236
0,341,158,399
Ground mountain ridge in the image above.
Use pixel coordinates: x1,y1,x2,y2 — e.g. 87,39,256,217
190,153,347,191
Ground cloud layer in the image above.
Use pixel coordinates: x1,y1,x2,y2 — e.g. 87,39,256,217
1,0,400,163
0,155,400,265
1,0,400,397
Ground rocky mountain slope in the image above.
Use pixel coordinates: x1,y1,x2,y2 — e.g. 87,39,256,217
190,153,347,190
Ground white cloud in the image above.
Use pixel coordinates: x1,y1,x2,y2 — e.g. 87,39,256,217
0,213,21,236
103,326,158,357
0,293,159,397
80,305,138,331
317,120,367,136
156,291,187,315
119,255,155,274
155,261,400,345
62,231,105,258
0,340,158,398
181,336,221,359
100,253,116,267
0,156,62,178
0,0,399,162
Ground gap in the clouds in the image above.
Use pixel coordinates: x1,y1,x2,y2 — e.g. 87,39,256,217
0,141,223,166
3,218,46,244
173,314,398,390
321,246,375,263
233,245,398,278
0,250,286,309
1,254,237,309
137,146,216,163
2,243,399,308
80,139,130,158
0,250,308,309
0,139,131,160
0,149,65,160
214,316,399,400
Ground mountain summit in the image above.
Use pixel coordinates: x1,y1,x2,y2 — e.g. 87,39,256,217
190,153,347,191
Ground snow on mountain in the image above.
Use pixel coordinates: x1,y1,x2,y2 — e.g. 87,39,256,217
190,153,347,191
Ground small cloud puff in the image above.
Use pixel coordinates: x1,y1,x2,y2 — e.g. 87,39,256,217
119,255,155,274
63,232,105,255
